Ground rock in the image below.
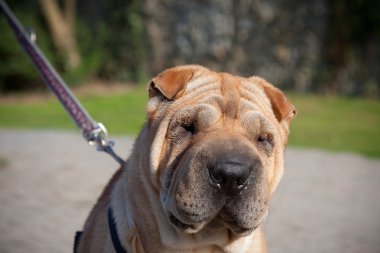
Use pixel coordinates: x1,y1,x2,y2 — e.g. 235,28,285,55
141,0,327,91
141,0,379,96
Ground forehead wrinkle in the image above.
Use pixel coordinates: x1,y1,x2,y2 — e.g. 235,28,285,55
185,74,218,93
220,73,241,119
240,91,272,117
241,79,270,105
181,82,220,101
240,84,275,120
240,98,262,112
176,88,222,113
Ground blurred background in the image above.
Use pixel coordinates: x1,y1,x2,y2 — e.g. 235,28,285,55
1,0,380,95
1,0,379,157
1,1,380,253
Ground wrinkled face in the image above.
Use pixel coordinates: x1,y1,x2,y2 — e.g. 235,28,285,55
147,66,296,236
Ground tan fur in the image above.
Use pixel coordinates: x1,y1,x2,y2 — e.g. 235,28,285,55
77,65,296,253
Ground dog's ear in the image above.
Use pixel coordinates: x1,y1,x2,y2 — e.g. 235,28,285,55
250,76,297,124
149,67,194,100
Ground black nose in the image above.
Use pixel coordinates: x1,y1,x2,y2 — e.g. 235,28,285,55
208,160,252,194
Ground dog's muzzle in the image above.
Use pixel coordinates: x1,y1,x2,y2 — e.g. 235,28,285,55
165,136,269,235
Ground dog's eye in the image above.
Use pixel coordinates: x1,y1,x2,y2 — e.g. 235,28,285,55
182,122,196,135
176,122,196,139
256,133,274,153
168,120,196,144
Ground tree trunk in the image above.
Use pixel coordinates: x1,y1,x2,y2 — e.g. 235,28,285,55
64,0,76,28
39,0,81,70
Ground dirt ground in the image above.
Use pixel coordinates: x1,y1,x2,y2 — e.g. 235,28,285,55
0,129,379,253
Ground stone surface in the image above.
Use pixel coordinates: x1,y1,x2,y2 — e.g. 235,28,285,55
141,0,380,96
142,0,327,90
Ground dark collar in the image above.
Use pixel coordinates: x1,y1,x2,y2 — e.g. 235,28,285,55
108,207,128,253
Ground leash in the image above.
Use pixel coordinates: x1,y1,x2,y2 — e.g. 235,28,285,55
2,2,129,252
0,0,126,168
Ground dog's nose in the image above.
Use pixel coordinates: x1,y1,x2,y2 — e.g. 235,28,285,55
208,160,252,194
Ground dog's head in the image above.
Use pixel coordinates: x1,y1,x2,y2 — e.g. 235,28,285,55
146,65,296,236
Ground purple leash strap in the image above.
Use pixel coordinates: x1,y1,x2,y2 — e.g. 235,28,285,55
0,0,126,167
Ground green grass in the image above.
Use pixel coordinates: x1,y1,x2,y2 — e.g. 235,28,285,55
0,89,379,157
288,94,380,157
0,87,147,135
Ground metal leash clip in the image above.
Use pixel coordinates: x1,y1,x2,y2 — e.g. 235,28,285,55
87,122,112,149
87,123,126,168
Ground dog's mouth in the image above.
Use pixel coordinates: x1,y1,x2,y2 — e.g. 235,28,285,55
215,214,257,236
230,226,255,236
169,214,201,233
224,221,257,236
168,212,260,236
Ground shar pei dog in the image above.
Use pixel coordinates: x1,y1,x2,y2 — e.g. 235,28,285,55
75,65,296,253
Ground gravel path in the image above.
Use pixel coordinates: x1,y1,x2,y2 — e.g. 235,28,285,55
0,129,379,253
